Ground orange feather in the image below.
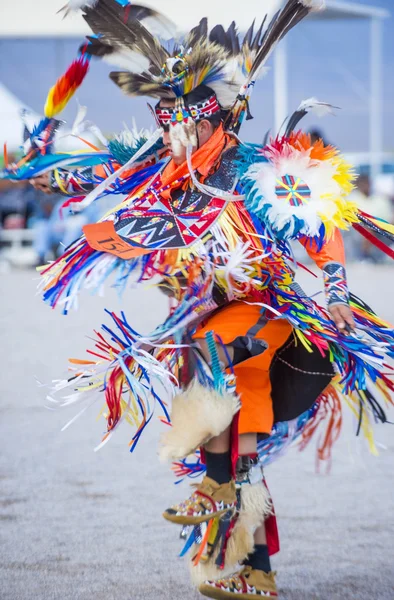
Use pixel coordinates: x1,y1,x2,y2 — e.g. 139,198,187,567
44,53,90,118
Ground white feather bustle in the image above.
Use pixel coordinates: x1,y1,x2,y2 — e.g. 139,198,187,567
189,482,273,586
245,150,346,239
159,380,241,462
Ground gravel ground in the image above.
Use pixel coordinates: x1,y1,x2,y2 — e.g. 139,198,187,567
0,265,393,600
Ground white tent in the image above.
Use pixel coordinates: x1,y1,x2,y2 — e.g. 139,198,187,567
0,83,35,151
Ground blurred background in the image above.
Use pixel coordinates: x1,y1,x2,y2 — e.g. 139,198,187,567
0,0,393,268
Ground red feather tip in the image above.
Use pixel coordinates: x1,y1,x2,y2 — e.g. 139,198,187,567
44,53,91,118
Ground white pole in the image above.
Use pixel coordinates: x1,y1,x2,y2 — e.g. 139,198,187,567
274,38,288,135
369,17,383,181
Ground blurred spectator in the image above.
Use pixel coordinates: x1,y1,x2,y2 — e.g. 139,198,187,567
29,197,87,264
0,179,35,227
29,176,118,263
0,176,85,265
3,214,25,229
353,174,393,222
348,174,394,263
0,166,121,267
309,128,329,146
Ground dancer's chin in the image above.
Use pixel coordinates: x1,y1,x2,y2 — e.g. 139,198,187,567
172,152,186,165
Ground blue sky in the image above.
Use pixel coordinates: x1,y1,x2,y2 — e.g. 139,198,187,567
0,0,393,152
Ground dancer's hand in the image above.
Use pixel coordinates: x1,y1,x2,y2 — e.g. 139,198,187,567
29,172,52,194
329,304,355,334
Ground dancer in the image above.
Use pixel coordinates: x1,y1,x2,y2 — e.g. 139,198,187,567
33,1,394,598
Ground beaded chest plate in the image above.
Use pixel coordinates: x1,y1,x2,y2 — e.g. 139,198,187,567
83,148,239,258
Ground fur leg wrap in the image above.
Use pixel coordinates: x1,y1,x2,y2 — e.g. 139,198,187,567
225,482,273,567
159,380,241,462
189,549,236,587
189,482,273,586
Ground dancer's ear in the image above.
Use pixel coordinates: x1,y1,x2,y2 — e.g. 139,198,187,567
196,119,215,146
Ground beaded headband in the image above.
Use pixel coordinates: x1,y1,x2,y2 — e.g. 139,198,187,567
155,94,221,128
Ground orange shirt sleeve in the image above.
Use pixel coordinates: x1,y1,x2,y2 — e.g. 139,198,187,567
299,229,346,269
92,162,120,180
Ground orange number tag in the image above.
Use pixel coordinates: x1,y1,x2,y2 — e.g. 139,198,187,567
83,221,152,259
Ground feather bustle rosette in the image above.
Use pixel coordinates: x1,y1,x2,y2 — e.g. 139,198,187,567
241,132,357,242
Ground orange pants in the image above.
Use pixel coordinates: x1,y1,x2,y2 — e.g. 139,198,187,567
194,302,292,435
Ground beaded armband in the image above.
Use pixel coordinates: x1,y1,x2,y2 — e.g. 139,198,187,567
322,261,349,307
50,167,95,196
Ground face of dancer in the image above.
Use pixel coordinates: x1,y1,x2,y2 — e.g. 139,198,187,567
159,99,215,165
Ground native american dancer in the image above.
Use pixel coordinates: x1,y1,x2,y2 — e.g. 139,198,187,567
12,1,394,598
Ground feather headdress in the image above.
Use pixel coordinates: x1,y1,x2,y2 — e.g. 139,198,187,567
71,0,325,112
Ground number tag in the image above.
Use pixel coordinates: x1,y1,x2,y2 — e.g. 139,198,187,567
83,221,152,259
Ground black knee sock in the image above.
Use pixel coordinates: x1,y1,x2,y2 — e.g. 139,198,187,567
244,544,271,573
205,450,232,485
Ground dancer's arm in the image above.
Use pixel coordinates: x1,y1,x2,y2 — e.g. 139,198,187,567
30,163,114,196
299,230,355,332
29,155,160,197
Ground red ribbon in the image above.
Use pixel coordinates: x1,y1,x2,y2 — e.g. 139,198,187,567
353,223,394,260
